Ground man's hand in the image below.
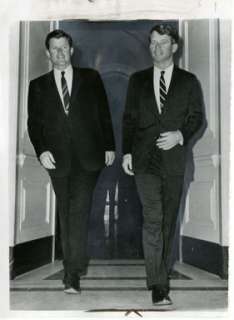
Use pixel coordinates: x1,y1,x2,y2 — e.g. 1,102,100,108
122,154,134,176
156,131,183,150
105,151,115,166
39,151,56,169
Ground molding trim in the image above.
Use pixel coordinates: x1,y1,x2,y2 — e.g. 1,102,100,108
11,236,53,279
182,236,228,279
183,20,189,71
19,21,30,140
209,19,219,138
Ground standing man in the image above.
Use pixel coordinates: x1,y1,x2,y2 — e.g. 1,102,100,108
28,29,115,294
122,24,203,305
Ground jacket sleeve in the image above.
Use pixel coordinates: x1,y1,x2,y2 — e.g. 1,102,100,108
27,80,46,158
180,75,204,144
96,72,115,151
122,74,139,155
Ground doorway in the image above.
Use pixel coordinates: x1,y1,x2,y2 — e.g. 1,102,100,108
54,20,179,260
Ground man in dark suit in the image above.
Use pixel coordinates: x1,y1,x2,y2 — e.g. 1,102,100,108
28,29,115,294
122,24,203,305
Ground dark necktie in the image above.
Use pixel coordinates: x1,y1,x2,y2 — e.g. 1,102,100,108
159,70,167,112
61,71,70,115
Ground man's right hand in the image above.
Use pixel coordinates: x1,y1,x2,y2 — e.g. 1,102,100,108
39,151,56,169
122,154,134,176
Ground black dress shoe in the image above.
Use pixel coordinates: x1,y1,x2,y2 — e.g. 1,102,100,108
64,287,80,294
161,295,173,305
152,286,172,306
152,286,165,304
64,275,81,293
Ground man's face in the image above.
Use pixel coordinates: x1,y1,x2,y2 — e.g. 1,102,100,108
46,37,74,70
149,31,178,65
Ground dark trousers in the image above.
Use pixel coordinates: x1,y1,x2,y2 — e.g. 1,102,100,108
135,173,183,291
50,159,100,288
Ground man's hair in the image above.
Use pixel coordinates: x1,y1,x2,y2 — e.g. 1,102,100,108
150,24,179,44
45,29,73,50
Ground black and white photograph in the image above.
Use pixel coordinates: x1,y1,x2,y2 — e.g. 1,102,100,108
0,0,232,318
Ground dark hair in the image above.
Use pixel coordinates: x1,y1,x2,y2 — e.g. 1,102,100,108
45,29,73,50
149,24,179,44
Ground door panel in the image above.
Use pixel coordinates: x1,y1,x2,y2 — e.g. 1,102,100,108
180,20,220,243
16,156,55,243
15,21,56,245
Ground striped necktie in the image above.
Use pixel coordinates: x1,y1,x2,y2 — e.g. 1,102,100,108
159,70,167,113
61,71,70,115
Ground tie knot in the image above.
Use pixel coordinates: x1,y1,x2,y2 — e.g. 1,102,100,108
161,70,165,76
61,71,65,78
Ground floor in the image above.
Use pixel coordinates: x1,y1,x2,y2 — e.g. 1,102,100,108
10,259,228,316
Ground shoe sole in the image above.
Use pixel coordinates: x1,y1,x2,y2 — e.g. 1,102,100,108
64,288,81,294
153,299,172,306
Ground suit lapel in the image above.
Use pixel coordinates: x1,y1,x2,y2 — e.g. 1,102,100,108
143,67,160,118
70,67,82,109
47,70,59,99
46,71,67,116
162,66,180,112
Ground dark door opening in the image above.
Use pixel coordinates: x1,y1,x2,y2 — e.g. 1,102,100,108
54,20,179,260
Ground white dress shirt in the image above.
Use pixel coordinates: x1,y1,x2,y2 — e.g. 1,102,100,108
153,63,174,114
153,63,183,145
54,65,73,107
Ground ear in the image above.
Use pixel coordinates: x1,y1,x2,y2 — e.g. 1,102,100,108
46,50,51,59
172,43,178,54
70,47,74,56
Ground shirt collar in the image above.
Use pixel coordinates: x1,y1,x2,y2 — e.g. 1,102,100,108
154,63,174,75
54,64,73,76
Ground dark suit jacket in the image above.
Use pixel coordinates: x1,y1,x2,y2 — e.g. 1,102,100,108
28,67,115,177
122,66,203,175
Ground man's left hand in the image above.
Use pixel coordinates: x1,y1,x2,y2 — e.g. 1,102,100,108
156,131,182,150
105,151,115,166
